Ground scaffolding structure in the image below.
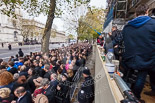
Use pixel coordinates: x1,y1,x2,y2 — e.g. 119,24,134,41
114,0,128,19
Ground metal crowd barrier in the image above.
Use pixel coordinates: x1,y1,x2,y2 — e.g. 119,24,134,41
72,67,84,82
70,66,84,101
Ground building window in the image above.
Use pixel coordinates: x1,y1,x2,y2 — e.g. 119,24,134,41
14,31,18,41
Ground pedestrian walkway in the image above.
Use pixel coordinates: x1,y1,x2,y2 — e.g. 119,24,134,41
72,52,95,103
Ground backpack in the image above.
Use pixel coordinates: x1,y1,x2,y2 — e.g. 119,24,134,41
34,94,49,103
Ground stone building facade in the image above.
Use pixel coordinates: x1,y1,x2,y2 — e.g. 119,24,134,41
0,7,23,42
22,18,67,43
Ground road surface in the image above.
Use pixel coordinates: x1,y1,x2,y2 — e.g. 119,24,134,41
0,44,65,61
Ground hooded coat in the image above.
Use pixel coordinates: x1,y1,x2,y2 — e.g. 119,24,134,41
122,16,155,70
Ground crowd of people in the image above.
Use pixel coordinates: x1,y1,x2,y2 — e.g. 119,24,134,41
0,3,154,103
98,4,155,103
0,43,94,103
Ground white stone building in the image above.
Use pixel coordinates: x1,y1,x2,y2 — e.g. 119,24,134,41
50,31,67,43
0,6,67,43
22,18,67,43
0,7,23,42
22,18,45,42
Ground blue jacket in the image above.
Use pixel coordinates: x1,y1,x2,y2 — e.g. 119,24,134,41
0,82,14,90
122,16,155,70
14,62,23,68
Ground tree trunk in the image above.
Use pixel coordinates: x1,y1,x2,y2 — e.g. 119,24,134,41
76,28,79,44
41,0,56,55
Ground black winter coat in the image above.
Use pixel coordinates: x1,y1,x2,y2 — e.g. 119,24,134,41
43,72,51,80
35,66,45,77
122,16,155,70
43,85,56,103
18,50,24,57
78,76,94,103
27,75,38,93
56,81,70,103
8,67,18,75
12,82,31,94
17,92,32,103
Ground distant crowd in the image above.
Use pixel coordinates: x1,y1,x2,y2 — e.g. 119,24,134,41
0,43,94,103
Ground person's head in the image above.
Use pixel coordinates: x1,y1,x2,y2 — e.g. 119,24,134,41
68,64,73,69
14,86,26,98
33,77,43,87
82,67,91,78
28,68,36,76
50,73,57,81
57,68,63,74
19,57,24,63
43,55,49,60
71,60,75,66
20,65,26,72
24,61,29,67
0,88,11,99
99,35,102,39
8,61,14,67
112,26,117,31
0,71,13,86
62,73,68,81
17,73,27,84
67,69,74,77
41,78,50,89
36,56,40,60
1,61,8,67
39,61,44,67
15,54,18,58
43,64,50,72
135,4,149,17
19,48,22,51
13,73,19,81
33,60,39,67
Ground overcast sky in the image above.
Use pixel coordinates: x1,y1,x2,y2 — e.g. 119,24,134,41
34,0,106,32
